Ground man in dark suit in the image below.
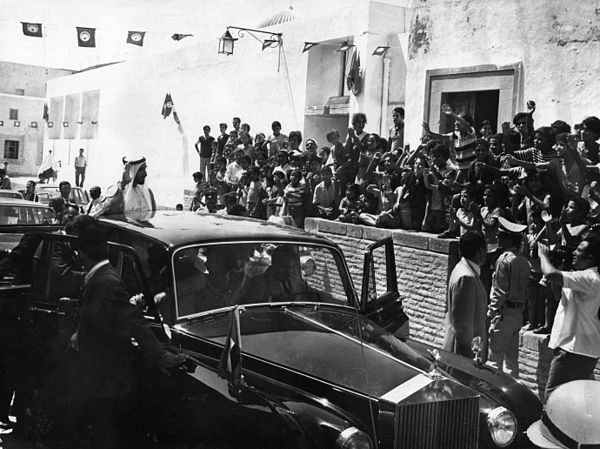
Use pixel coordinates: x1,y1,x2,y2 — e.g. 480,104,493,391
70,217,184,448
442,231,488,360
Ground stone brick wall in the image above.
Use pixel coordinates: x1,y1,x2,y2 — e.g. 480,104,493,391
305,218,599,400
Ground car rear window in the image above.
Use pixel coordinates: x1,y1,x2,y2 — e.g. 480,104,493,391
0,205,55,225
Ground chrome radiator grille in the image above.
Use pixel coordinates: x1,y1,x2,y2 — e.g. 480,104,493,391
394,396,479,449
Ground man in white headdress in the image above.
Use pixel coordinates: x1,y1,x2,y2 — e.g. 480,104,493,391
121,157,156,213
93,156,156,218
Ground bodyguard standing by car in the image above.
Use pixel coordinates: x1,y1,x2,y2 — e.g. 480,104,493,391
442,231,488,360
68,217,185,448
487,217,530,378
538,234,600,400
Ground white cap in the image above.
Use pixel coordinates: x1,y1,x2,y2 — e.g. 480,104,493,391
527,380,600,448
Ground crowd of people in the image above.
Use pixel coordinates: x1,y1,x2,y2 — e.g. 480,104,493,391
181,105,600,401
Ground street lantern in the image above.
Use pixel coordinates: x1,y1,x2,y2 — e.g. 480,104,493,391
218,29,236,55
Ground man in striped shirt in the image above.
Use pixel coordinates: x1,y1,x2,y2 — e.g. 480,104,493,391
423,104,477,238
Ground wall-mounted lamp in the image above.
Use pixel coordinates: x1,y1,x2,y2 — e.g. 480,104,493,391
62,121,69,127
14,121,20,127
302,42,318,53
218,26,282,56
91,120,98,125
0,121,3,126
48,122,53,128
30,121,38,128
218,30,237,55
372,46,390,56
337,42,355,53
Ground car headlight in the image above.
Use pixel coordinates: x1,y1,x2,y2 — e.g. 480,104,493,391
336,427,372,449
487,406,517,447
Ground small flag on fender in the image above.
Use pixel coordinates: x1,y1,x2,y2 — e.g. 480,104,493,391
161,93,173,119
127,31,145,46
22,22,43,37
77,27,96,47
217,307,243,390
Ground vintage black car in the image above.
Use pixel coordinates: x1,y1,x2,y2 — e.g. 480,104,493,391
1,211,541,448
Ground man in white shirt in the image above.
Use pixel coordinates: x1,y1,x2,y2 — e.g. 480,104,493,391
225,149,244,187
74,148,87,187
539,235,600,401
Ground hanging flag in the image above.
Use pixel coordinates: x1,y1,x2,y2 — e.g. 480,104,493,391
217,307,243,390
127,31,145,46
77,27,96,47
22,22,43,37
346,49,362,95
171,33,193,41
161,93,173,119
173,111,181,125
42,103,49,123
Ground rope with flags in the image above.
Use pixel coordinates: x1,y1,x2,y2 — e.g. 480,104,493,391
162,93,189,176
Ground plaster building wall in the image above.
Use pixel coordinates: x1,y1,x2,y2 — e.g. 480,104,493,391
43,0,409,203
403,0,600,146
0,62,72,175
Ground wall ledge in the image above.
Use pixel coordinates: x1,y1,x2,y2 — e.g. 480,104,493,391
304,218,459,255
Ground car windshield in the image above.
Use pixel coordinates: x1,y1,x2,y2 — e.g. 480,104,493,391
172,242,354,318
0,205,55,225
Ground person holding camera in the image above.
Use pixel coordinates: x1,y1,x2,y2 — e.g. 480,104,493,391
538,233,600,401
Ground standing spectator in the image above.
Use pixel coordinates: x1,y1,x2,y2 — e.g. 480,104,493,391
0,169,11,190
23,180,36,201
389,107,405,154
216,123,229,157
225,149,244,188
74,148,87,187
326,129,351,196
479,120,494,140
232,116,241,135
442,231,488,360
578,116,600,164
283,169,305,228
267,121,288,157
288,131,303,155
344,113,369,182
423,144,455,234
195,125,215,181
538,235,600,400
487,217,530,378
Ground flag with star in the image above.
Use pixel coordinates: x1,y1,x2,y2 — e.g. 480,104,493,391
76,27,96,47
217,307,243,391
22,22,43,37
127,31,145,46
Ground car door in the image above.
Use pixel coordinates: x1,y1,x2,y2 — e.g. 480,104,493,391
360,237,409,338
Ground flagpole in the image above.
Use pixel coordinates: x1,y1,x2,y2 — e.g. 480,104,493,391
234,306,243,374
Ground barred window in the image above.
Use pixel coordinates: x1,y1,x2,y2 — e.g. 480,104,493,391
9,109,18,120
15,88,25,96
4,140,19,159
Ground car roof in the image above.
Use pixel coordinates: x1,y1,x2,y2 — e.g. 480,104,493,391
36,185,85,191
99,211,335,248
0,197,53,208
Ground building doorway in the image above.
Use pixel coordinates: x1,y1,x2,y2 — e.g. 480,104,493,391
440,90,500,134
